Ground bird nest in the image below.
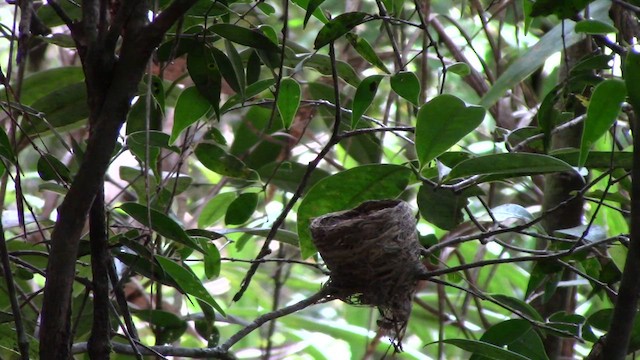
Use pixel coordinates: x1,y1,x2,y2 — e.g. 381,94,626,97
309,199,425,347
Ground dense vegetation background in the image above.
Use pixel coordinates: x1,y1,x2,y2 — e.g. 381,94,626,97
0,0,640,358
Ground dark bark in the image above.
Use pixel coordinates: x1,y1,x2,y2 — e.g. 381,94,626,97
38,0,198,358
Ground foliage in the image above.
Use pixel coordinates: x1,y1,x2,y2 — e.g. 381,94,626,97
0,0,638,359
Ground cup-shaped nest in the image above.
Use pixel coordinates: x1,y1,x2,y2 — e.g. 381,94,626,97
309,199,425,343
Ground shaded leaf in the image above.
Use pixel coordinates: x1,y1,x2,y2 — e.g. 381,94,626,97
221,78,275,113
579,79,626,167
304,0,326,27
20,67,84,105
415,94,485,168
258,161,330,193
390,71,420,106
469,319,549,360
25,82,89,134
37,154,71,183
187,45,222,118
417,183,478,230
625,50,640,111
351,75,384,128
216,227,299,246
133,309,187,344
438,339,529,360
198,192,236,228
194,142,257,179
314,12,368,49
447,62,471,76
225,192,259,225
447,153,577,180
530,0,593,19
575,19,617,34
209,24,279,52
171,86,211,144
120,202,203,253
277,78,301,129
224,40,246,99
346,33,390,74
297,164,411,258
155,255,225,315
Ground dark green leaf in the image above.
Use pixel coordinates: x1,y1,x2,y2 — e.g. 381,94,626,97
209,24,279,52
298,54,362,87
625,50,640,112
490,295,544,322
258,161,330,194
417,183,475,230
171,86,211,144
225,192,259,225
346,33,390,74
390,71,420,106
202,241,221,279
20,67,84,105
351,75,384,128
198,192,237,228
579,79,626,167
297,164,411,258
133,309,187,344
37,154,71,183
447,153,577,180
187,45,222,118
530,0,593,19
439,339,529,360
155,255,225,315
246,50,262,85
0,127,16,165
120,202,204,253
221,78,275,113
314,12,368,49
210,46,242,95
216,227,299,246
304,0,326,28
194,142,257,179
25,82,89,134
114,251,179,288
469,319,549,360
277,78,301,129
224,40,246,99
415,94,485,168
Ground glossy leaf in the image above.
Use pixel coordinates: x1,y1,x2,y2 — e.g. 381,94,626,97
447,153,577,180
297,164,412,258
415,94,485,168
346,33,390,74
390,71,420,106
155,255,225,315
171,86,211,144
119,202,203,253
277,78,301,129
194,143,257,179
351,75,384,128
579,79,626,167
198,192,237,228
225,192,259,225
314,12,368,49
209,24,279,52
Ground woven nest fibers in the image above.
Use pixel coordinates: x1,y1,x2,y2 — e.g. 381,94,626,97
309,199,425,342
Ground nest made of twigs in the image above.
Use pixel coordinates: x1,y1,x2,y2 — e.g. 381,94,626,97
309,199,425,345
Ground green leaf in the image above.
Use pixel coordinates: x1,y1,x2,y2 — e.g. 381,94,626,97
0,127,16,165
297,164,411,258
625,50,640,111
489,295,544,322
314,12,368,49
198,192,237,228
209,24,279,52
480,0,610,108
194,142,257,179
37,154,71,183
119,202,204,253
202,241,221,279
390,71,420,106
415,94,485,168
155,255,225,315
529,0,593,19
133,309,187,344
224,40,246,99
291,0,329,24
114,251,179,288
277,78,301,129
20,67,84,105
575,19,617,34
417,183,476,230
346,33,390,74
469,320,549,360
225,192,259,225
579,79,626,167
438,339,529,360
304,0,326,27
447,62,471,76
171,87,211,144
221,78,276,113
447,153,577,180
216,227,299,246
208,46,242,95
351,75,384,128
295,53,362,87
25,82,89,134
187,45,222,118
258,161,330,194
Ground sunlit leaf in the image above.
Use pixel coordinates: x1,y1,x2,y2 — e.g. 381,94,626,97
297,164,411,258
415,94,485,168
